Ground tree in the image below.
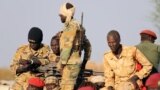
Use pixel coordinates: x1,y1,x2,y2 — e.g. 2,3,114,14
152,0,160,29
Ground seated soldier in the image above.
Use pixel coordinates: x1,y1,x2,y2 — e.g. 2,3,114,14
103,30,152,90
10,27,50,90
27,77,45,90
45,35,61,90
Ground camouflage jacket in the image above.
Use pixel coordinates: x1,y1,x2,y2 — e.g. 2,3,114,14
59,19,91,65
10,44,50,75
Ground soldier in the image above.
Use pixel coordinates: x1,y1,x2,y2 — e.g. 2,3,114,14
102,30,152,90
136,29,160,85
49,35,61,63
58,2,91,90
10,27,50,90
136,29,160,74
45,35,61,90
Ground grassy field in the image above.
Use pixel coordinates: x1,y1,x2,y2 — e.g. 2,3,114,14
0,61,103,80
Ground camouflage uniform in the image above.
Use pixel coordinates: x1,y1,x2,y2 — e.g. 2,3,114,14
49,52,60,63
43,52,60,90
59,19,91,90
10,44,50,90
103,46,152,90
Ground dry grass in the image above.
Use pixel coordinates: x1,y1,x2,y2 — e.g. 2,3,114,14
0,61,103,80
0,68,14,80
86,60,104,72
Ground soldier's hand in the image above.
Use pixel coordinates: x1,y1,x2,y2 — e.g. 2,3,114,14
19,59,31,65
128,75,139,89
16,65,30,75
30,57,41,66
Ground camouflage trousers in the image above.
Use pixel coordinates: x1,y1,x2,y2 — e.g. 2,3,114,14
11,72,35,90
60,64,80,90
44,76,60,90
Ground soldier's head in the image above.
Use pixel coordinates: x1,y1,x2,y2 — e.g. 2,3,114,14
140,29,157,43
107,30,121,54
145,73,160,90
50,36,60,56
28,27,43,50
27,77,45,90
59,2,75,23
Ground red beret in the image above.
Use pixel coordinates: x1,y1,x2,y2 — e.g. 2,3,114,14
28,77,45,87
145,73,160,88
78,86,95,90
140,30,157,39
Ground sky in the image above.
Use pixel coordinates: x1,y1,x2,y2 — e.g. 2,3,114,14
0,0,159,68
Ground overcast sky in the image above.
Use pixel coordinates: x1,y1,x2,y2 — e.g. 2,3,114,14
0,0,159,67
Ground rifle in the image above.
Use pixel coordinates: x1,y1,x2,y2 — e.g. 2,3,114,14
75,69,104,89
37,62,61,77
82,69,104,76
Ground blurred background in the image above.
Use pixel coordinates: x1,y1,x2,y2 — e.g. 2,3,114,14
0,0,160,86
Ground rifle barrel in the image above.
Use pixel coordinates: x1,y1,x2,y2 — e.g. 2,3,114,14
92,71,104,76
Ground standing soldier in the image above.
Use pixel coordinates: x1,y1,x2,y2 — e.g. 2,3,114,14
102,30,152,90
58,2,91,90
10,27,50,90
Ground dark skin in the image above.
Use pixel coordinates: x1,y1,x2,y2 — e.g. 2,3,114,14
59,14,73,23
29,42,41,51
140,34,156,43
59,14,66,23
107,35,122,59
107,35,139,90
149,36,156,43
50,39,60,56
